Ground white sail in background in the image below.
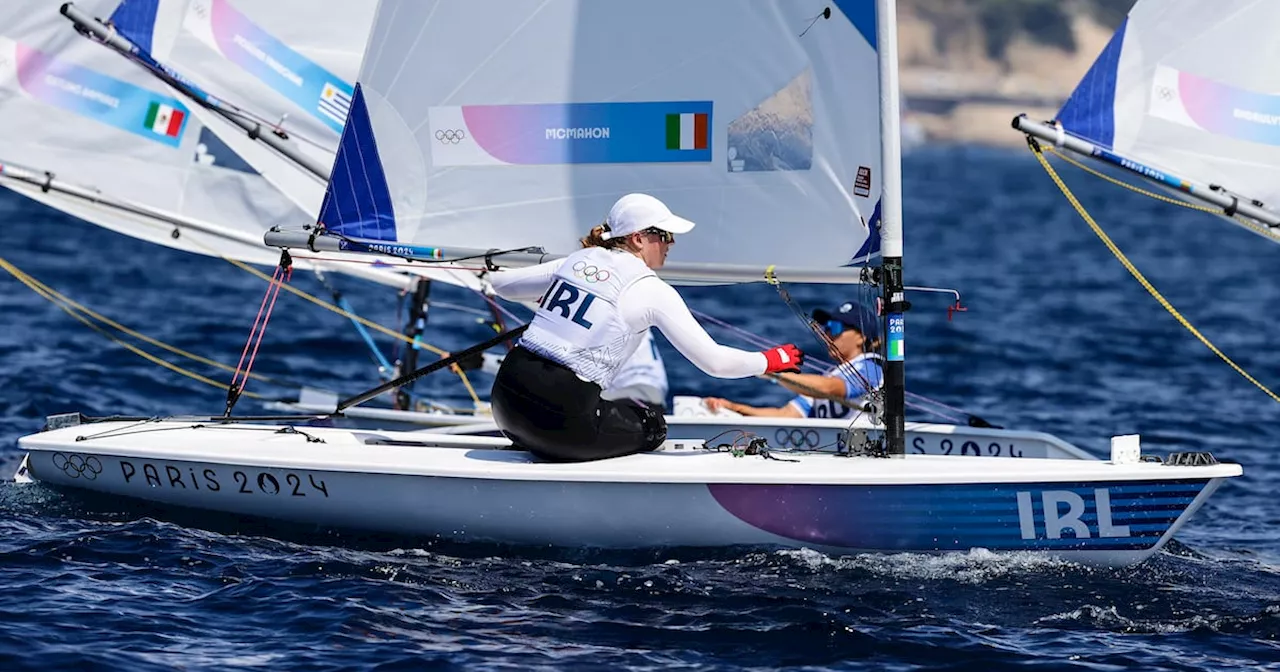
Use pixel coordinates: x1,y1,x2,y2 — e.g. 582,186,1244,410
318,0,883,267
0,0,464,290
1057,0,1280,226
107,0,377,215
0,0,303,265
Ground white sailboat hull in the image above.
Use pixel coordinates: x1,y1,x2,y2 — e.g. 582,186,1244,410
17,420,1239,567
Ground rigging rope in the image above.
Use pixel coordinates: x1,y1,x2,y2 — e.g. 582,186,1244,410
764,266,861,371
218,256,482,405
224,259,291,416
0,252,483,406
0,256,298,387
0,256,266,399
689,306,976,424
1028,138,1280,403
762,264,880,415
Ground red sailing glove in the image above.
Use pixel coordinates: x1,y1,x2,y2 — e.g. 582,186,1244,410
762,343,804,374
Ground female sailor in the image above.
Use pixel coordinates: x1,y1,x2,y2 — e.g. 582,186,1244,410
487,193,804,462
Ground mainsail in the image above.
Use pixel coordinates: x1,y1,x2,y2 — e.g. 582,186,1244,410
1042,0,1280,237
310,0,883,270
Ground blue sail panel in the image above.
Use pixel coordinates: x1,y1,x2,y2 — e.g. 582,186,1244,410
108,0,159,54
317,83,397,241
1056,19,1127,150
832,0,876,50
849,199,881,264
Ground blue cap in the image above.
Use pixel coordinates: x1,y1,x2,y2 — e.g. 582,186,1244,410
813,302,881,341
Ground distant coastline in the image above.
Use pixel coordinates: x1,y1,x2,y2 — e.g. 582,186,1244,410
898,0,1134,147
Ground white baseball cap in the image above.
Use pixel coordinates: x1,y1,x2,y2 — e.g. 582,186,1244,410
602,193,697,240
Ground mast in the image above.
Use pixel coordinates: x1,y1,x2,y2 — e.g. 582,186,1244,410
877,0,907,456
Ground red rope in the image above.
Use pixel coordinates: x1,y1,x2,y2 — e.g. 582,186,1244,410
231,265,282,380
225,262,292,416
237,270,287,388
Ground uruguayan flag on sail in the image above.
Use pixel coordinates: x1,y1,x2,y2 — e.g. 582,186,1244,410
317,82,351,126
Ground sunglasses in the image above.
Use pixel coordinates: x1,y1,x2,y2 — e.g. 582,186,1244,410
641,227,675,244
825,320,846,337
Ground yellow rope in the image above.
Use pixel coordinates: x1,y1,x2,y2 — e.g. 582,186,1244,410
220,256,482,404
0,256,263,398
222,257,444,352
0,251,483,405
0,256,290,386
1043,146,1280,243
1029,140,1280,403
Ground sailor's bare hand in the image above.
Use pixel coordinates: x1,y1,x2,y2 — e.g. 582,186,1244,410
703,397,734,413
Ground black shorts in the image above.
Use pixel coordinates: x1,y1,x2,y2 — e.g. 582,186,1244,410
490,347,667,462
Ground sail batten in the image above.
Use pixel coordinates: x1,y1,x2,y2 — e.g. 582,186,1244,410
314,0,883,270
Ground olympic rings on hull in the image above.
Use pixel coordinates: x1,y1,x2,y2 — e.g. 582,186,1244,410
52,452,104,480
773,428,821,448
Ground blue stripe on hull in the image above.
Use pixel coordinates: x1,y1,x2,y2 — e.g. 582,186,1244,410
708,479,1208,552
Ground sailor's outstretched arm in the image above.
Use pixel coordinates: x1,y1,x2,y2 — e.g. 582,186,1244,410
486,260,560,302
621,277,766,378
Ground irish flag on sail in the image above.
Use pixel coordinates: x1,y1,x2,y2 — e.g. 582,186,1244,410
144,102,185,139
666,112,708,150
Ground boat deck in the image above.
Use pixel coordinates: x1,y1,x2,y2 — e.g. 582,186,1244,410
20,420,1242,484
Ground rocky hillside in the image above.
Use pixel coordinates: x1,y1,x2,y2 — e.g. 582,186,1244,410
898,0,1134,147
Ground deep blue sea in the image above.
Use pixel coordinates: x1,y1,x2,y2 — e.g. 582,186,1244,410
3,146,1280,670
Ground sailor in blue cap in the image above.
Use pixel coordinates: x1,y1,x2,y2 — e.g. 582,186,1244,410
704,301,883,419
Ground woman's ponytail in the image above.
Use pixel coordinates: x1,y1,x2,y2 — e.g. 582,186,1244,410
580,223,610,248
580,222,630,250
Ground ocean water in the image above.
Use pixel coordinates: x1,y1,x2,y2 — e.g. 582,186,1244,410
2,145,1280,670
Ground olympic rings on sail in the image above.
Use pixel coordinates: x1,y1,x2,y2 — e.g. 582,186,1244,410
52,452,103,480
571,261,611,283
435,129,466,144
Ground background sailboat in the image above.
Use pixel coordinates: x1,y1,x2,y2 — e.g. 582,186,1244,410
102,0,376,214
1014,0,1280,235
0,0,500,415
1012,0,1280,404
0,0,315,268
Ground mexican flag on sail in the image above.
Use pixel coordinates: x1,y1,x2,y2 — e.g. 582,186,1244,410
144,102,185,138
665,113,708,150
